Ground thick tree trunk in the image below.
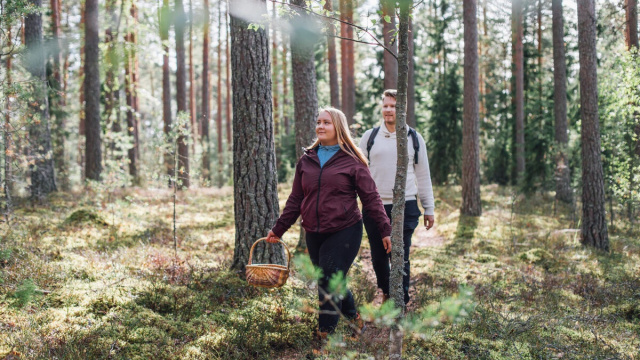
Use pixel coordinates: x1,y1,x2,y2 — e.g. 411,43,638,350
202,0,211,182
626,0,639,50
462,0,482,216
324,0,340,108
552,0,572,204
125,2,140,184
50,0,68,191
272,1,279,136
229,0,284,273
175,0,190,189
407,19,416,128
216,0,224,186
513,0,525,181
382,0,398,89
389,2,412,358
161,0,173,185
84,0,102,182
340,0,356,129
577,0,609,251
291,0,318,251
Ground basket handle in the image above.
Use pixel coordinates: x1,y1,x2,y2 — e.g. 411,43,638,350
248,237,292,270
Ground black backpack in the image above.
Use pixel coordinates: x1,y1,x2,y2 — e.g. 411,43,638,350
366,126,420,164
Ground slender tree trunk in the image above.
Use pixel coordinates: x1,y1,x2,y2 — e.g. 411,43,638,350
282,33,290,134
104,0,120,155
176,0,190,189
202,0,211,182
389,1,412,358
229,0,283,272
125,2,140,184
84,0,102,182
161,0,173,185
216,0,223,186
407,19,416,128
189,0,197,151
226,0,232,149
626,0,639,50
79,2,86,180
272,1,279,136
479,0,487,121
513,0,525,180
340,0,356,129
324,0,340,108
577,0,609,251
291,0,318,252
537,0,543,109
462,0,481,216
382,0,398,89
50,0,68,191
4,26,13,199
552,0,572,204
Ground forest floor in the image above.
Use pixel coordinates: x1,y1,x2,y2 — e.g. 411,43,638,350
0,185,639,359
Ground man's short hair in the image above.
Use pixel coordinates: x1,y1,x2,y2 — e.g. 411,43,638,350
382,89,397,100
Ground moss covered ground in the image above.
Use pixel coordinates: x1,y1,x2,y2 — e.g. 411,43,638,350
0,185,638,359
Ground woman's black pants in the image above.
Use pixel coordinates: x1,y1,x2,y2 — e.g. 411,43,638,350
306,220,362,333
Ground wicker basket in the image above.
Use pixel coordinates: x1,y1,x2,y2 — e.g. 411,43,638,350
245,238,291,288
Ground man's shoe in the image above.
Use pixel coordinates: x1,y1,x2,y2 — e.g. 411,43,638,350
348,313,366,339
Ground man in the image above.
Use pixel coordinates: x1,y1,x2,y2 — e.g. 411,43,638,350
358,89,435,305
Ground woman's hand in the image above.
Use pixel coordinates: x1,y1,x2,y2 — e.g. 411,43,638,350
265,230,280,243
382,236,392,253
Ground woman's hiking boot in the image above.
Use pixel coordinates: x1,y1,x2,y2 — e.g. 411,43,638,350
311,330,328,356
348,313,366,340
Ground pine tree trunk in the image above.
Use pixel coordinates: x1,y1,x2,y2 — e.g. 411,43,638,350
324,0,340,108
407,19,416,128
513,0,525,180
389,1,412,358
175,0,190,189
125,2,140,184
626,0,639,50
161,0,173,185
462,0,482,216
84,0,102,182
340,0,356,129
78,4,86,180
272,1,279,136
4,26,13,198
189,0,197,151
50,0,68,191
291,0,318,252
552,0,572,204
282,33,290,134
225,1,232,149
216,0,223,186
229,0,283,273
202,0,211,183
382,0,398,89
104,0,120,155
577,0,609,251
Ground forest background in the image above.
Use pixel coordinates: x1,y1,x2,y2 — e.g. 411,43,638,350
0,0,639,358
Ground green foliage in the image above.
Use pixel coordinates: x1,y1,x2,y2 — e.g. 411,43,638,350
12,278,37,308
64,209,108,226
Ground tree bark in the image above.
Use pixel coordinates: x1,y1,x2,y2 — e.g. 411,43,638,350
189,0,197,151
291,0,319,251
229,0,284,273
282,32,290,134
382,0,398,89
340,0,356,130
324,0,340,108
272,1,279,136
389,2,412,358
626,0,639,50
577,0,609,251
216,0,224,186
4,26,13,198
50,0,68,191
161,0,173,185
78,2,86,180
202,0,211,182
513,0,525,181
552,0,572,204
175,0,190,189
84,0,102,182
125,2,140,184
462,0,482,216
104,0,120,156
407,19,416,128
226,0,232,149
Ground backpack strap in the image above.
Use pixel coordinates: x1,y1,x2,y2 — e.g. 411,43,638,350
408,127,420,164
366,126,381,162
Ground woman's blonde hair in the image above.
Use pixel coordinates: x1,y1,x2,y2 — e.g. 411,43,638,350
307,107,369,166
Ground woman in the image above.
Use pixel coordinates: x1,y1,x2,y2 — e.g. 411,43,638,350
266,107,392,338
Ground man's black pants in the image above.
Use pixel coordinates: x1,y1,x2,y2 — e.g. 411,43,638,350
306,220,362,333
363,200,421,304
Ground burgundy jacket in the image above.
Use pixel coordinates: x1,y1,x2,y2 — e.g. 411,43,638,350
272,147,391,238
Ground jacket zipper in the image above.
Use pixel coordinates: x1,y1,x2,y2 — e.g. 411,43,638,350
315,166,324,232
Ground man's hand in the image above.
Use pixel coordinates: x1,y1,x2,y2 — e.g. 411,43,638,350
265,230,280,243
382,236,392,253
424,215,435,230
